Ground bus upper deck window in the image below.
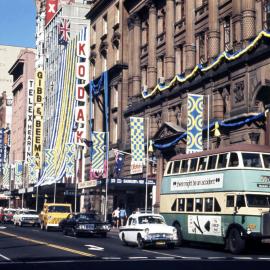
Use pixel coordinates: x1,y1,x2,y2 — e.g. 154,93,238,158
236,195,246,207
178,198,185,211
242,153,262,168
262,154,270,169
229,152,239,167
198,157,207,171
205,198,213,212
207,155,217,170
189,158,198,172
173,161,181,174
214,198,221,212
217,153,228,169
187,198,194,212
195,198,203,212
226,195,235,207
171,199,177,211
181,160,188,173
166,162,173,175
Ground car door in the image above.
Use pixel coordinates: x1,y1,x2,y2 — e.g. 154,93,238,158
123,217,133,243
129,217,139,243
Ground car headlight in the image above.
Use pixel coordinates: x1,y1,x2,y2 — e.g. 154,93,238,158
102,225,110,230
172,228,178,240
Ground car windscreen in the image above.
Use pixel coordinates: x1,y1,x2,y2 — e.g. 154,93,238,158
48,206,70,213
138,216,165,224
246,194,270,207
77,214,102,222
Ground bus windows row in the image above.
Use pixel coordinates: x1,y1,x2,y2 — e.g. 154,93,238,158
166,152,270,175
226,194,270,208
171,197,221,213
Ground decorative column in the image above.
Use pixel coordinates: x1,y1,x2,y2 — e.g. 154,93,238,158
242,0,256,42
232,0,242,49
184,0,196,73
128,17,134,101
165,0,175,80
208,0,220,60
132,15,141,96
147,1,157,89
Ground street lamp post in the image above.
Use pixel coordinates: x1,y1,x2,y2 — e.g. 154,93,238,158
104,131,109,222
145,117,149,213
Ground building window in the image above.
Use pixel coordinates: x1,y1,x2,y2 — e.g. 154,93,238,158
112,119,118,144
141,21,148,45
224,17,231,51
199,32,206,63
141,66,148,87
103,14,108,35
175,45,184,74
90,59,96,79
175,0,185,22
112,85,118,108
101,51,107,71
92,25,96,44
115,3,120,25
157,9,165,35
157,56,165,79
263,0,270,30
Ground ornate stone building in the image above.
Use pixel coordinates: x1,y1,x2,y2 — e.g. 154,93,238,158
123,0,270,212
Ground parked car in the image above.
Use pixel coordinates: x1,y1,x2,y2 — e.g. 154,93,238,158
119,213,178,249
13,209,40,227
39,203,72,231
3,209,16,223
60,213,111,237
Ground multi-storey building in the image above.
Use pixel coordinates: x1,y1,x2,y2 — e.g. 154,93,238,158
123,0,270,213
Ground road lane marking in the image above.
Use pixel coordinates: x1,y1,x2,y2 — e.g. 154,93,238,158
0,230,95,258
155,257,175,260
128,257,148,259
85,245,104,251
233,257,252,260
143,249,184,258
0,226,7,229
102,257,121,260
0,253,11,261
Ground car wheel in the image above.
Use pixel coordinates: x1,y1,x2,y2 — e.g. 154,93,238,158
137,234,145,249
228,228,246,254
63,228,68,235
71,227,77,237
174,223,183,246
121,233,128,246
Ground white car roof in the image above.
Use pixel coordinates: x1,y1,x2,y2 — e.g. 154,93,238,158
129,213,164,219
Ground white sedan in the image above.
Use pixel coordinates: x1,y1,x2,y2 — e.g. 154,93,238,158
119,213,178,249
13,209,40,227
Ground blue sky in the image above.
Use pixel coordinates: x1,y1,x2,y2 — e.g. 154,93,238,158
0,0,36,48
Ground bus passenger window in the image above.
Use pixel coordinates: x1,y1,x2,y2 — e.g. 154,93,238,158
217,153,228,169
171,199,177,211
189,158,198,172
166,162,173,175
172,161,181,174
205,198,213,212
181,160,188,173
195,198,203,212
242,153,262,168
236,195,246,207
207,155,217,170
214,198,221,212
226,195,235,207
198,157,207,171
262,154,270,169
178,198,185,211
186,198,194,212
229,152,239,167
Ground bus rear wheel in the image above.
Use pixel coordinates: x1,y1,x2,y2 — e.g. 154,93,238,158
228,228,246,254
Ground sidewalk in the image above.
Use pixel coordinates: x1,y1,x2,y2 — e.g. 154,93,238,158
108,227,120,237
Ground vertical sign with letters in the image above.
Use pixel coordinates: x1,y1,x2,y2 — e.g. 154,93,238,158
33,70,44,169
25,80,34,162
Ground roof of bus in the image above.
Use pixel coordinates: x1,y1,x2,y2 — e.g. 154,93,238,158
171,144,270,161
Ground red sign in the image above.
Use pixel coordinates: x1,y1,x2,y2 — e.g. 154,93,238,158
45,0,59,25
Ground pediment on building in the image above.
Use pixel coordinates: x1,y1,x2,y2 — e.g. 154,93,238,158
153,122,185,140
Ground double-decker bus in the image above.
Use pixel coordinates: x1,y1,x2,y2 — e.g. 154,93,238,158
160,144,270,254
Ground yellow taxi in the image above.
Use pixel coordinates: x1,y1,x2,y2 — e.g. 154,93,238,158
39,203,72,231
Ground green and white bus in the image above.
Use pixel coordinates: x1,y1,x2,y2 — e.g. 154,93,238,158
160,144,270,254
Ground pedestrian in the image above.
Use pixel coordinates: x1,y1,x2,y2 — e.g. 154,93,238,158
112,207,120,228
119,206,127,226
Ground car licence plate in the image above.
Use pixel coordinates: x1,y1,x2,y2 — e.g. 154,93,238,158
156,241,166,246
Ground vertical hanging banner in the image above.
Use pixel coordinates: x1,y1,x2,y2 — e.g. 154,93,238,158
14,161,23,189
33,69,45,169
186,94,204,153
130,117,145,174
92,132,105,173
0,128,4,175
44,149,55,181
2,163,10,190
65,143,76,177
45,0,59,25
25,80,34,162
28,156,37,185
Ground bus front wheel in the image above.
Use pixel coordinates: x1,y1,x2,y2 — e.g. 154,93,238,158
228,228,246,254
174,223,183,246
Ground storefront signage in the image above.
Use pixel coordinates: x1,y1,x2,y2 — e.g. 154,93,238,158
130,163,143,175
25,80,34,162
45,0,59,25
33,69,44,169
78,180,97,189
18,188,26,194
110,178,155,185
171,174,224,191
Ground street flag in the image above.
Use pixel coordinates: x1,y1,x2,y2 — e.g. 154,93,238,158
28,156,37,185
65,143,76,177
186,94,204,153
114,150,125,178
91,132,105,173
58,18,70,45
14,161,23,189
44,149,55,180
3,163,10,190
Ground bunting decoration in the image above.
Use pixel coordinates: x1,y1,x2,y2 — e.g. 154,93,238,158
91,132,105,173
142,30,270,99
44,149,55,180
186,94,204,153
58,19,71,45
2,163,10,190
65,143,76,177
28,156,37,185
14,161,23,189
